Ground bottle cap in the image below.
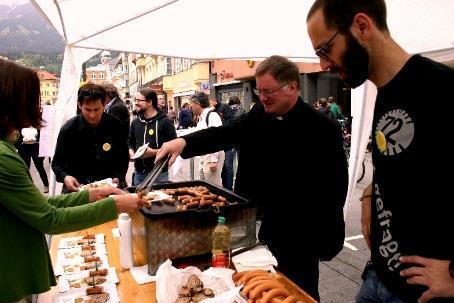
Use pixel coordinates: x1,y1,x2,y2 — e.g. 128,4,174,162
119,213,130,220
218,216,226,224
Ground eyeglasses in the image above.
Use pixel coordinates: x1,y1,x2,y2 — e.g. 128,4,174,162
134,98,147,102
253,82,289,97
314,30,340,60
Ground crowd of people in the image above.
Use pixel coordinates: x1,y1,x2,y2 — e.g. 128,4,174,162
1,0,453,302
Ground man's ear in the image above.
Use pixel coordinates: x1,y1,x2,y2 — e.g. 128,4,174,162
351,12,373,40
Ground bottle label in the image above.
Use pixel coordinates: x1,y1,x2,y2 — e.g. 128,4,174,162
212,253,227,268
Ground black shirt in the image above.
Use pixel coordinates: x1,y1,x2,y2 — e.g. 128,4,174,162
52,113,129,187
371,55,454,302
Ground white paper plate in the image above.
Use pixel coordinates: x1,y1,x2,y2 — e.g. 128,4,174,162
54,255,110,276
57,245,107,263
53,282,119,303
78,178,117,191
58,234,105,249
144,190,172,202
132,143,149,159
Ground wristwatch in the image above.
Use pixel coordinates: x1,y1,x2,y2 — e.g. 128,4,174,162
449,259,454,279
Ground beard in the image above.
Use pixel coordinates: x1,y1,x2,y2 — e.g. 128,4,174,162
337,31,370,88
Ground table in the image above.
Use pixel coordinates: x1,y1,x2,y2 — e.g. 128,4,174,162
37,211,316,303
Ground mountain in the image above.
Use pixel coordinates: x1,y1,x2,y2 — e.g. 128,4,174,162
0,2,64,54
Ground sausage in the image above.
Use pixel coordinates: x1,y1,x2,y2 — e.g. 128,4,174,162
86,286,103,295
190,196,202,203
182,198,191,204
281,295,299,303
185,201,199,209
202,194,217,200
236,270,270,286
199,199,213,207
177,195,192,201
217,195,227,202
242,279,272,297
258,288,290,303
232,271,247,282
84,256,100,262
213,202,225,207
89,269,108,276
249,281,286,299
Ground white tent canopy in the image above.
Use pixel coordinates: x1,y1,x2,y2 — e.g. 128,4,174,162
31,0,454,205
32,0,454,60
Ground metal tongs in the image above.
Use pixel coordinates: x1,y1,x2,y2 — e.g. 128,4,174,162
135,155,170,199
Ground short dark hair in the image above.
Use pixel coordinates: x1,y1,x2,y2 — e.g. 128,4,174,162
101,82,119,99
255,55,301,90
190,91,209,108
307,0,388,32
228,96,241,106
139,88,158,109
0,59,44,139
78,83,106,105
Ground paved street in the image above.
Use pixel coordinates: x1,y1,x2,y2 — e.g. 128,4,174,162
31,153,372,302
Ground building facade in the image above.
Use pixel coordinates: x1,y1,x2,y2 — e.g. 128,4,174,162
37,70,59,105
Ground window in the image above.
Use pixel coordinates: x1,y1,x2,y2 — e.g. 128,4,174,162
166,57,172,75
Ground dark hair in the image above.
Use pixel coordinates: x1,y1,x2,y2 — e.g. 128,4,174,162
190,91,209,108
78,83,106,105
101,82,119,99
228,96,241,106
307,0,388,32
0,59,44,139
139,87,158,109
255,55,301,90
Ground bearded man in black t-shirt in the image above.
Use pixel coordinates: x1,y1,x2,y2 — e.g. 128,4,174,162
307,1,454,302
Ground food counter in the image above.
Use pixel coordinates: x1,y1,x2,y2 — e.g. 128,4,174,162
37,211,317,303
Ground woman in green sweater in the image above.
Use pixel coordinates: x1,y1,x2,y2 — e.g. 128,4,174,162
0,58,147,303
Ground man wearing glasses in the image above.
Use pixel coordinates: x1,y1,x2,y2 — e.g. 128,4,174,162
307,0,454,302
156,55,348,301
128,88,177,186
52,83,129,193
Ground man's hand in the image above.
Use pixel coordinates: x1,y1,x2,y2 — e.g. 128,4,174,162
400,255,454,303
112,193,148,213
142,147,158,159
361,183,373,249
64,175,80,192
155,138,186,167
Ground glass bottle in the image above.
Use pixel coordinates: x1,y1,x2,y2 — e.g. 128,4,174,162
211,216,231,268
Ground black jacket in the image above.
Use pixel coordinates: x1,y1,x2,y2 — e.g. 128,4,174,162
182,97,348,261
106,97,130,135
52,113,129,187
128,112,177,173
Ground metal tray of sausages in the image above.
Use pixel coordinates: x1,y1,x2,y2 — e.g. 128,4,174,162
132,180,251,219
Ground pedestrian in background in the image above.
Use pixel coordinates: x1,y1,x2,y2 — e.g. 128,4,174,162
307,0,454,302
18,126,49,193
128,88,177,185
178,101,193,129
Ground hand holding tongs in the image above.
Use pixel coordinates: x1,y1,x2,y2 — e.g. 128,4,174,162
135,155,170,199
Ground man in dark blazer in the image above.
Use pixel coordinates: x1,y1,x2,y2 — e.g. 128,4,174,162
157,55,348,301
102,82,130,136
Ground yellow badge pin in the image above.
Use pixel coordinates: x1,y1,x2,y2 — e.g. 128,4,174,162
102,143,111,151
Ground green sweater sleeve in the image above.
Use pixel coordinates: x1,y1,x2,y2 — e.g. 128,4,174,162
0,143,117,235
